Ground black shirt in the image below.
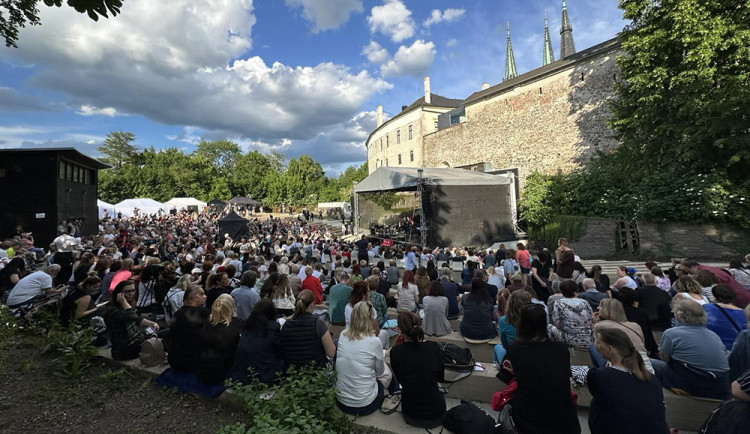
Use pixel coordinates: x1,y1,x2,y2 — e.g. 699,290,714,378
506,340,581,434
623,304,659,357
587,367,669,434
196,317,245,385
390,341,446,422
168,305,210,373
635,285,672,331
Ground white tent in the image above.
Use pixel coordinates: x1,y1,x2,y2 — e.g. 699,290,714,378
163,197,207,211
114,198,167,217
97,200,117,219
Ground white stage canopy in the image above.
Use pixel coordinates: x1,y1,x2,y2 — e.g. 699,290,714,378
354,167,511,193
163,197,207,211
97,200,117,219
113,198,167,217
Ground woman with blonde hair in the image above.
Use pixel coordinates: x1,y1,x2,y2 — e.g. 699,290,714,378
336,301,398,416
487,265,506,289
587,328,669,434
196,294,244,385
591,298,654,373
279,289,336,370
673,275,709,305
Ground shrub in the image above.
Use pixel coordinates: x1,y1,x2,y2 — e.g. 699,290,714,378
221,364,352,434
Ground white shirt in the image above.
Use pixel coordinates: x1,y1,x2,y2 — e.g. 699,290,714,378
7,271,52,306
335,333,384,408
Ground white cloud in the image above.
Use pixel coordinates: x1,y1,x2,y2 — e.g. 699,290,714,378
381,40,435,77
1,0,392,149
285,0,363,33
446,38,458,47
423,8,465,27
76,105,121,117
367,0,415,43
362,40,389,65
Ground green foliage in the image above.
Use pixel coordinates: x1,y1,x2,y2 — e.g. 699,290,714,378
360,192,401,210
1,0,41,48
221,364,352,434
519,171,555,227
42,323,98,379
96,130,369,208
528,215,588,250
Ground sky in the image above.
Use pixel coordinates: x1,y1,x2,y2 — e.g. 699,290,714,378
0,0,627,176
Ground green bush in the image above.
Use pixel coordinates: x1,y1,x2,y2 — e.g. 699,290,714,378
220,365,352,434
42,323,98,379
528,216,588,250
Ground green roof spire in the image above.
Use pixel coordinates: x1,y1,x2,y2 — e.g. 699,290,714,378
543,11,555,66
504,22,518,81
560,0,576,59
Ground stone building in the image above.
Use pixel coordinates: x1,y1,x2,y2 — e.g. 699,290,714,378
366,3,623,185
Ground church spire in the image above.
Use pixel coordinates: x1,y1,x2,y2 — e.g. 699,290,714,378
504,22,518,81
560,0,576,59
543,11,555,66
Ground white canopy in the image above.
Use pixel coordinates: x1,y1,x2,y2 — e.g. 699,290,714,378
97,200,117,219
354,167,512,193
113,198,167,217
163,197,207,210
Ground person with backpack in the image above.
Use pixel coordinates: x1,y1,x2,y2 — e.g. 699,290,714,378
390,311,446,429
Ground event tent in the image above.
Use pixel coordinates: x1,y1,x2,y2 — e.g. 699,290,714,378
97,200,117,219
228,196,261,207
218,211,250,241
354,167,511,193
163,197,207,211
113,198,167,217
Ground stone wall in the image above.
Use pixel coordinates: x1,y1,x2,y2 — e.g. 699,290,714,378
638,222,745,260
422,48,621,185
568,218,617,259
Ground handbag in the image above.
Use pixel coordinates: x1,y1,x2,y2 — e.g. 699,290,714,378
497,403,519,434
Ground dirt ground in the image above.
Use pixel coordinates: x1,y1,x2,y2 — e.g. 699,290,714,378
0,334,241,434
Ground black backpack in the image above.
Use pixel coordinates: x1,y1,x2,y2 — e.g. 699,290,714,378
440,342,475,372
443,400,502,434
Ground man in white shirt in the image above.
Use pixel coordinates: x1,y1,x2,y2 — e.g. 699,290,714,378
7,265,66,307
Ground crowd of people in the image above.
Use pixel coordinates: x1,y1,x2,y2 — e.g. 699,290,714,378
2,209,750,433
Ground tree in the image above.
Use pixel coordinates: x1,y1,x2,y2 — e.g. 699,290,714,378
195,140,241,173
611,0,750,183
2,0,123,47
97,131,138,169
232,150,272,200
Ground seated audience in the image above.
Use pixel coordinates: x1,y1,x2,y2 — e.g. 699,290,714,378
279,290,336,370
579,278,608,311
397,270,419,312
486,265,506,290
195,294,244,385
230,270,259,320
439,270,461,319
168,285,210,373
551,280,594,349
636,273,673,331
591,298,654,373
650,298,730,399
422,281,452,337
587,328,669,434
414,266,430,302
345,281,389,349
386,260,400,286
494,290,532,364
729,259,750,290
164,274,193,324
60,274,101,327
102,280,160,361
205,272,231,310
301,266,324,304
612,265,638,290
459,278,496,341
477,269,499,300
704,284,748,351
230,299,283,386
367,275,388,328
503,304,581,434
614,287,660,358
729,305,750,381
530,250,553,302
335,301,397,416
673,275,709,305
328,272,352,325
6,264,65,308
390,311,446,428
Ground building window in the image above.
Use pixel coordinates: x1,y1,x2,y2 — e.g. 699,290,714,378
408,124,413,139
386,135,389,147
386,159,388,166
59,161,66,180
66,163,73,181
396,130,401,144
398,154,402,165
85,169,92,184
380,138,382,151
410,150,414,162
435,120,439,132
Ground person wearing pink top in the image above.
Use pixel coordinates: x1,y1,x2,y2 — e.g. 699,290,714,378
109,258,134,293
681,260,750,308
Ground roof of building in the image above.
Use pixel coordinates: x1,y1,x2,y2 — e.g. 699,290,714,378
355,166,511,193
465,36,621,106
0,147,110,169
366,93,463,144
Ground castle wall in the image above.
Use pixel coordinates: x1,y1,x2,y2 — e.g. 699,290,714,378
422,48,622,185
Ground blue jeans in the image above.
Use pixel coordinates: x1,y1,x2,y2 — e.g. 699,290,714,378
336,380,384,416
493,344,507,364
590,344,607,368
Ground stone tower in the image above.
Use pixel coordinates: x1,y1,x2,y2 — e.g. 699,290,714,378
560,0,576,59
543,11,555,66
504,23,518,81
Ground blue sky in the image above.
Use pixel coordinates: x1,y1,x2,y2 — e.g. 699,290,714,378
0,0,626,176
